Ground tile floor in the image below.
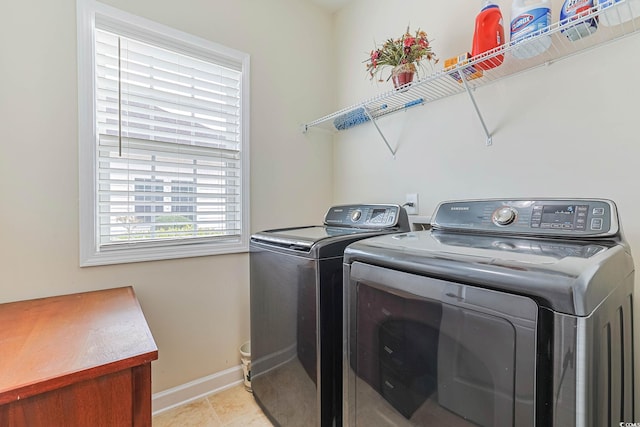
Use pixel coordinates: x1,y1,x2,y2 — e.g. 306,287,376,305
153,384,272,426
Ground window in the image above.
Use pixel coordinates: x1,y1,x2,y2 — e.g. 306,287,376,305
77,0,250,266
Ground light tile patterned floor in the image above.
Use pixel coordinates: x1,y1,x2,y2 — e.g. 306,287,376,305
153,384,273,426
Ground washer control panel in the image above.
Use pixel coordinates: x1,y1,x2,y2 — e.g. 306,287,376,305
432,199,619,237
324,204,403,229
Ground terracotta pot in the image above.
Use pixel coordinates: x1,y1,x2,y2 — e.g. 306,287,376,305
391,64,416,90
391,71,415,89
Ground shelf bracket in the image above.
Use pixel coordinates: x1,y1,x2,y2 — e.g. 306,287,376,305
363,106,397,158
460,75,492,146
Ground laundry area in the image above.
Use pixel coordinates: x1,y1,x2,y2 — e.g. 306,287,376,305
2,0,640,426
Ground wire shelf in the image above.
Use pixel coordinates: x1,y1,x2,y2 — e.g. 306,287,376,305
303,1,640,136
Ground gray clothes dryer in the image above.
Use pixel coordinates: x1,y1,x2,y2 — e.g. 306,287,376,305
250,204,410,427
343,198,635,427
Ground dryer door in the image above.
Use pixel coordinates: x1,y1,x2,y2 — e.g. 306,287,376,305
344,262,538,427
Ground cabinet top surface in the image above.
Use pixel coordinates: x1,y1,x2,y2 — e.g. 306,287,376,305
0,286,158,403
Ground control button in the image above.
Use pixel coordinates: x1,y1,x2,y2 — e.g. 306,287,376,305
351,210,362,222
530,212,542,228
591,218,603,230
593,207,605,216
492,207,517,226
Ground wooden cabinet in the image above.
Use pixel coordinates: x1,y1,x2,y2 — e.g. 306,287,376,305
0,287,158,427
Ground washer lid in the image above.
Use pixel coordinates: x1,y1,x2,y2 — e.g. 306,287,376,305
251,225,371,250
250,204,411,255
344,230,634,316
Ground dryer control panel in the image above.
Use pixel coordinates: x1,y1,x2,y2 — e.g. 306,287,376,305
431,199,619,237
324,204,406,229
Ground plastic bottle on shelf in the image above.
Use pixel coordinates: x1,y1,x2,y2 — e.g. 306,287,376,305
596,0,640,26
472,0,505,70
510,0,552,59
560,0,598,41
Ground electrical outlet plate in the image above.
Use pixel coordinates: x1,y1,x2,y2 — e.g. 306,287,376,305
405,193,418,215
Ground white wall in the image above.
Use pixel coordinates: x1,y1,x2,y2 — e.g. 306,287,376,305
0,0,334,393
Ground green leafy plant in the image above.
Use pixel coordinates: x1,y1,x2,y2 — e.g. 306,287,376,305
365,26,438,82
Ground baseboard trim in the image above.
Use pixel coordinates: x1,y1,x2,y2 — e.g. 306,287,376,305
152,365,244,415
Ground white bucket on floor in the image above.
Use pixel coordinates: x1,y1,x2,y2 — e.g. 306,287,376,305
240,341,251,392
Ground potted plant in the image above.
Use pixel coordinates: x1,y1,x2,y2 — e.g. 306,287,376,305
365,26,438,90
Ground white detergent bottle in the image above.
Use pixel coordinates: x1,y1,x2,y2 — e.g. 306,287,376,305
596,0,640,26
510,0,552,59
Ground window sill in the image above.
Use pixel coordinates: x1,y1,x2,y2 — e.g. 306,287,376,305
80,239,249,267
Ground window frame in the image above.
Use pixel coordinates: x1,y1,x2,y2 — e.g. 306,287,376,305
77,0,250,266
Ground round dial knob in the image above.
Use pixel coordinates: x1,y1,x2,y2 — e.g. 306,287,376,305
492,207,517,226
351,210,362,222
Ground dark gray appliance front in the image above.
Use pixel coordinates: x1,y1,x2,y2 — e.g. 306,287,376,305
250,204,409,427
251,245,341,427
342,198,635,427
344,261,538,427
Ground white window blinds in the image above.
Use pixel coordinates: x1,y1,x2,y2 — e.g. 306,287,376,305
94,29,244,248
